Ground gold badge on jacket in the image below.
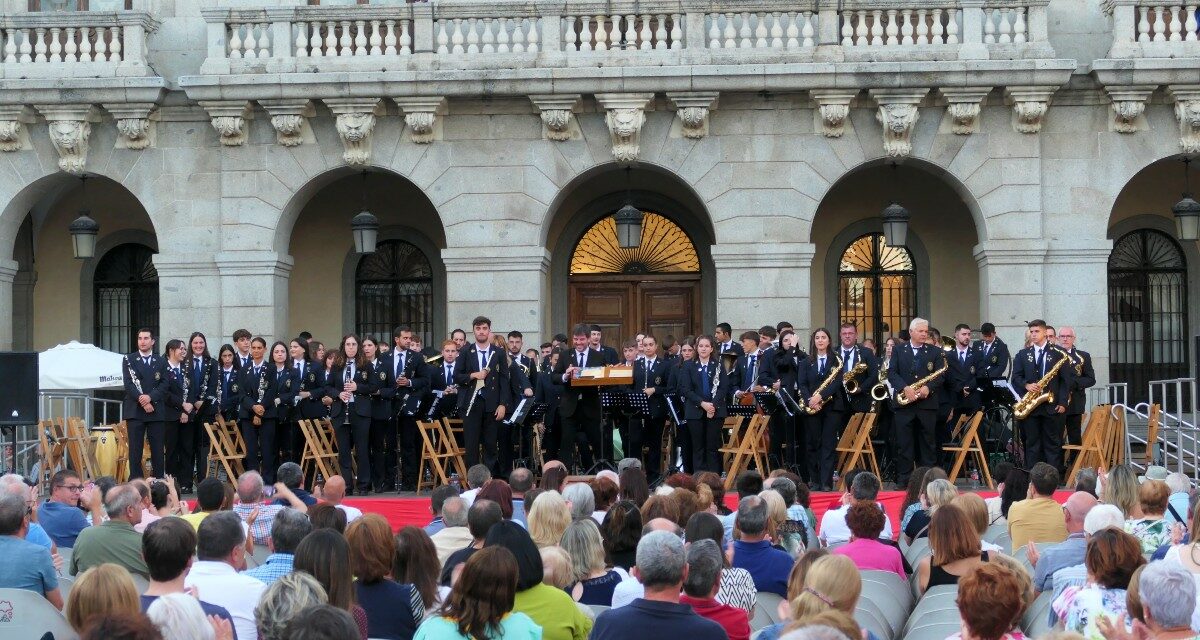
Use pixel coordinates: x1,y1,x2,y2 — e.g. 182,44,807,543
969,366,975,375
231,384,239,393
155,371,161,380
378,371,386,381
990,356,997,363
927,361,933,371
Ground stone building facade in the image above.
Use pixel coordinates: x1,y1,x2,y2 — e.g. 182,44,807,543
1,0,1198,399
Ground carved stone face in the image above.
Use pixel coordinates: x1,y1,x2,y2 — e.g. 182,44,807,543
340,113,374,142
1180,101,1200,127
611,109,642,139
882,104,917,132
49,121,82,150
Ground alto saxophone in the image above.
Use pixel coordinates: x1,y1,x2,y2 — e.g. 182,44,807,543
894,357,948,406
842,361,869,395
870,358,891,403
1013,347,1071,420
802,359,842,415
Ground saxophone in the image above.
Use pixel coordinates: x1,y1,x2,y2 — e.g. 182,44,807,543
802,358,842,415
870,358,891,403
1013,347,1071,420
842,361,869,395
894,356,949,406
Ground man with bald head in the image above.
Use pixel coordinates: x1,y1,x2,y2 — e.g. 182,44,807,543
1028,491,1098,594
71,484,149,578
319,475,362,523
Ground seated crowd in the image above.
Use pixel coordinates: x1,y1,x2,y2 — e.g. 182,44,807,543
3,458,1200,640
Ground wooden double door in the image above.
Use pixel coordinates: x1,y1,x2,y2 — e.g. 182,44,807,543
569,276,700,348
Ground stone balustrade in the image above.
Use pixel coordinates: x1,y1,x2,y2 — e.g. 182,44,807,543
1103,0,1200,57
0,10,157,77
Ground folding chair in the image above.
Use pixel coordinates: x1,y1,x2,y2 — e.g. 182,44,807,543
298,419,339,484
835,413,865,471
719,415,747,472
64,417,98,481
416,419,452,493
0,587,78,640
837,412,880,489
111,420,131,482
1145,403,1162,464
38,418,66,484
439,418,469,479
1065,406,1110,486
944,411,993,488
204,417,245,484
720,415,762,489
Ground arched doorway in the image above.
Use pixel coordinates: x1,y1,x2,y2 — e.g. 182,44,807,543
568,211,701,342
93,242,159,353
1108,228,1189,398
354,239,435,347
838,232,917,346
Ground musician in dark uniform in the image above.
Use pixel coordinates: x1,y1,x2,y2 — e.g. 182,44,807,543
237,337,278,482
161,339,188,486
327,334,377,494
388,326,429,491
122,328,169,479
800,328,844,490
360,338,393,492
185,332,217,491
504,331,537,471
588,325,621,365
771,329,807,473
454,316,511,476
975,322,1011,393
215,344,239,421
888,318,947,485
629,335,671,480
734,331,771,401
291,336,327,448
678,335,739,473
535,347,563,460
946,324,983,423
1011,319,1073,470
666,339,696,473
714,323,744,357
836,322,879,416
1057,326,1096,471
552,324,605,471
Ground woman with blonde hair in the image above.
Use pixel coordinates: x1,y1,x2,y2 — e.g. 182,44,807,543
761,489,801,555
560,518,623,606
67,563,142,633
953,493,1004,553
757,555,870,640
528,490,572,549
904,478,958,543
1100,465,1142,519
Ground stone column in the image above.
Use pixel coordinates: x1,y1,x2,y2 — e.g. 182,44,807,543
1043,239,1114,386
153,253,223,348
973,239,1048,348
215,251,294,343
711,242,816,335
442,249,550,346
0,258,16,350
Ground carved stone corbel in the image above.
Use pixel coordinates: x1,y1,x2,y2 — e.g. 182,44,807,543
259,100,315,147
939,88,990,135
1169,86,1200,153
596,93,654,163
37,105,99,174
0,106,35,152
1106,86,1154,134
395,97,447,144
666,92,719,139
105,103,158,150
324,98,383,165
870,89,928,157
529,94,581,141
198,101,253,147
1005,87,1055,134
810,90,857,138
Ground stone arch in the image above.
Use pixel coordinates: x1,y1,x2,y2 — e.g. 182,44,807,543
544,161,718,334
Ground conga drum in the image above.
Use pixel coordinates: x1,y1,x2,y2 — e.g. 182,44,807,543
91,425,119,477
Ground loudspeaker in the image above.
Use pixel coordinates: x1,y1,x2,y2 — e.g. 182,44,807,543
0,352,38,426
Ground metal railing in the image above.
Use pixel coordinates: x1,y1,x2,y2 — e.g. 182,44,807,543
5,392,126,485
1143,378,1200,480
1087,382,1129,408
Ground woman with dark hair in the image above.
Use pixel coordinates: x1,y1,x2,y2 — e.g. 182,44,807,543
161,339,188,485
1053,528,1146,638
618,467,649,508
185,332,217,492
800,327,844,491
306,503,347,533
360,337,394,493
295,529,369,639
591,476,619,521
238,336,279,482
394,526,447,615
667,338,697,473
415,546,542,640
346,515,424,640
216,344,239,421
291,336,325,463
678,335,739,473
685,511,757,613
1000,467,1031,521
770,328,805,473
269,340,300,465
600,500,642,570
483,521,592,640
899,465,931,532
326,335,377,495
478,479,515,520
695,471,729,516
540,466,567,493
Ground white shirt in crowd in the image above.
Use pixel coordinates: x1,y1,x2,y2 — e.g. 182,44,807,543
818,502,894,546
336,503,363,523
184,560,266,640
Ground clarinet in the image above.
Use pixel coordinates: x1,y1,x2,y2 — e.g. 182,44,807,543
252,366,268,427
179,364,190,422
196,359,211,417
126,355,152,413
342,366,353,424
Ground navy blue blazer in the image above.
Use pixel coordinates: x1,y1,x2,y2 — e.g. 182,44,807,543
677,358,740,420
122,352,170,421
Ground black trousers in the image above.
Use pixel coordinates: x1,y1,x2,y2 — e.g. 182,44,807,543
894,408,936,485
1021,413,1064,470
806,409,842,487
242,417,277,483
279,420,303,464
688,416,723,473
127,419,164,479
558,406,601,472
629,415,664,478
165,419,195,489
397,414,420,487
337,412,372,491
368,417,392,489
1063,412,1083,470
463,402,500,473
191,413,212,485
677,422,693,474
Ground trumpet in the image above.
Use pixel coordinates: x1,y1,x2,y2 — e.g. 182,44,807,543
802,359,842,415
843,361,868,395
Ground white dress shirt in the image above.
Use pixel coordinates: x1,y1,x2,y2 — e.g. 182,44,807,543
335,503,363,523
818,502,894,546
184,560,266,640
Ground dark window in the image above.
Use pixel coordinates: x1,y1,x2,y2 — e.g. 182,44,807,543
1108,228,1189,403
355,239,433,348
838,232,917,346
94,243,158,354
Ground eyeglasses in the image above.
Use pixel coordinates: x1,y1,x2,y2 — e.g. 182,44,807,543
57,484,84,492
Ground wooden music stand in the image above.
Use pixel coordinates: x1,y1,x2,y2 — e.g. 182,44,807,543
836,412,881,490
298,419,339,484
943,411,993,489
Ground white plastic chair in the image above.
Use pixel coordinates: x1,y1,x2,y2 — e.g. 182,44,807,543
0,587,78,640
755,591,786,625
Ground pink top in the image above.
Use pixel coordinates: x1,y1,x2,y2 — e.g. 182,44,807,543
832,538,906,579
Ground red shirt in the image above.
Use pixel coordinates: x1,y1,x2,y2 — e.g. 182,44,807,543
680,594,751,640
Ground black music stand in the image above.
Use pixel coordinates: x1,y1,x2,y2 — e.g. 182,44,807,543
589,392,628,473
426,391,459,421
511,401,548,470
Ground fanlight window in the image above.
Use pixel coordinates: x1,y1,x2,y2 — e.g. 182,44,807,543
570,212,699,275
838,232,916,346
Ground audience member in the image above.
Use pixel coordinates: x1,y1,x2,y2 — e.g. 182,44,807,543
528,490,572,549
696,471,730,516
777,613,860,640
305,502,347,533
255,571,327,640
1049,504,1128,611
509,468,534,525
1102,465,1142,519
244,507,310,584
140,518,236,633
67,563,142,634
641,494,679,524
592,476,619,524
0,491,62,609
902,477,956,544
461,464,491,506
721,471,765,543
1075,467,1099,498
618,467,650,508
346,514,424,640
1161,497,1200,630
1000,467,1031,522
79,612,164,640
610,518,689,608
147,592,234,640
414,546,542,640
898,466,933,531
182,478,229,531
758,490,796,553
0,474,55,550
230,472,287,545
295,528,368,639
478,479,515,520
394,526,447,616
71,484,149,578
819,471,894,546
441,498,503,584
916,504,993,594
283,605,360,640
430,496,472,565
589,530,726,640
982,463,1012,524
1052,527,1145,639
600,500,642,570
951,563,1027,640
764,476,809,548
541,465,568,493
952,493,1000,553
563,482,596,522
317,475,361,523
561,518,624,605
1008,463,1068,550
486,521,593,640
41,469,102,547
731,496,793,597
681,539,750,640
424,484,461,535
759,556,865,640
1125,479,1172,554
685,511,757,612
1165,472,1191,525
833,501,905,577
1029,491,1097,594
273,462,316,506
1098,562,1197,640
185,511,266,640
